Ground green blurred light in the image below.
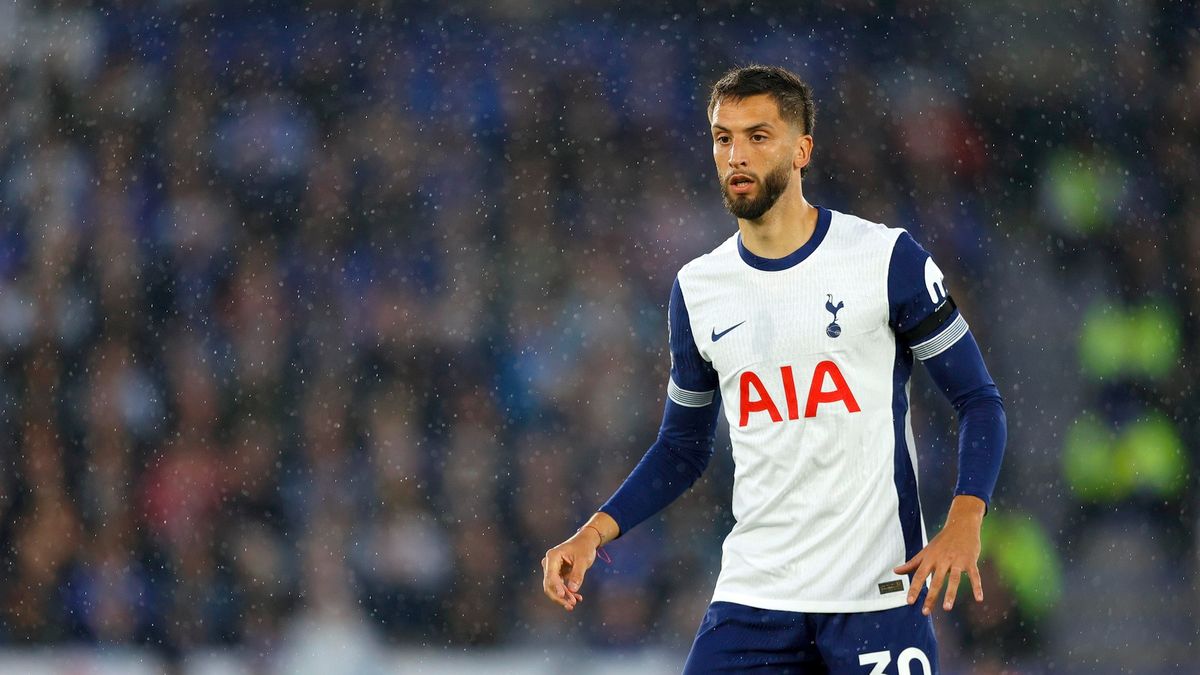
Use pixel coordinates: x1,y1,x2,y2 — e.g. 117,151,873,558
1126,304,1181,380
1062,414,1124,501
1044,150,1124,236
1062,410,1188,503
1077,302,1126,380
1078,301,1180,383
981,513,1062,618
1114,412,1187,498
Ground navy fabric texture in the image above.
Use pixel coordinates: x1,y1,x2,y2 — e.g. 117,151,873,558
921,332,1007,508
887,231,1005,509
890,340,925,564
668,277,719,393
887,231,949,337
683,594,939,674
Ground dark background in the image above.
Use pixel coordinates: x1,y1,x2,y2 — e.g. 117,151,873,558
0,1,1196,672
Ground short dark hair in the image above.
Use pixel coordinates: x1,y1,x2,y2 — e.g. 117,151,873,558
708,65,816,177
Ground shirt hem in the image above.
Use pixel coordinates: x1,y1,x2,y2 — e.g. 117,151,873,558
710,590,913,614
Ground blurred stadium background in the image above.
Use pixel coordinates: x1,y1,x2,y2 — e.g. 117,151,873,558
0,0,1196,673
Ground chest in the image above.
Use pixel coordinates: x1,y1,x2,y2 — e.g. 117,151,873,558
685,262,891,377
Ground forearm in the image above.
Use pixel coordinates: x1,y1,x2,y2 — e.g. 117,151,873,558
922,331,1007,509
952,390,1006,507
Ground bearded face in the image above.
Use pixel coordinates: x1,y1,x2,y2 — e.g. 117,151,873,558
720,155,792,221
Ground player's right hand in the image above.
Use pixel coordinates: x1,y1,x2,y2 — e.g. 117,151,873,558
541,528,601,611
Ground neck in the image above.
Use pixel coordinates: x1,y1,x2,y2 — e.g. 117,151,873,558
737,185,818,259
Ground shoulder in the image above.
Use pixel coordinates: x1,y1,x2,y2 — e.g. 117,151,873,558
824,208,906,252
840,215,940,305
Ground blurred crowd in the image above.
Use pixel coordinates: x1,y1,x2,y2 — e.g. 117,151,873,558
0,0,1196,671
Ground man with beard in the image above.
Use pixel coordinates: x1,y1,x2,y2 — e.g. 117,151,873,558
541,66,1006,673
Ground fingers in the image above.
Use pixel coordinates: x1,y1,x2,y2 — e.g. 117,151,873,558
909,563,983,615
904,558,930,606
562,554,586,610
895,552,922,606
541,551,571,609
566,565,589,598
922,564,947,616
968,564,984,602
898,529,986,614
942,567,963,610
541,549,585,611
540,553,560,603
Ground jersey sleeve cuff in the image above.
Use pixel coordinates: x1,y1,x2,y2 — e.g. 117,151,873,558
596,508,626,538
911,313,968,360
953,487,992,513
667,377,716,407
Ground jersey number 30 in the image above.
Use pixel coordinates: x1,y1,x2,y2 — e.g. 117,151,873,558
858,648,931,675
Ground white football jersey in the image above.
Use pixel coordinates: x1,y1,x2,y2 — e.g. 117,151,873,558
668,206,967,612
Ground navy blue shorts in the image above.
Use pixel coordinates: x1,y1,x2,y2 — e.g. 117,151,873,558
682,592,938,674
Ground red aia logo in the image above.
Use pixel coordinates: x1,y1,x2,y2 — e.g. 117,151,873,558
739,360,861,427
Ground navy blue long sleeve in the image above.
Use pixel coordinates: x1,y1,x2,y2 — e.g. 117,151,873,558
888,231,1006,509
599,278,721,536
921,331,1007,508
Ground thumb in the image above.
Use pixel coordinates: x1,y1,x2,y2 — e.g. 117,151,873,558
566,560,589,593
894,554,921,575
545,550,570,598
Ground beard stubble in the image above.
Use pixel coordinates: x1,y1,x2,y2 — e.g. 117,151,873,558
721,158,792,221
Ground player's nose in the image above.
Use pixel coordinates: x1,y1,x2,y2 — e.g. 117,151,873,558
726,141,749,168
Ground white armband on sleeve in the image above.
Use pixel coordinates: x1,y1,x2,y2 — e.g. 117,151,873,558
667,377,715,407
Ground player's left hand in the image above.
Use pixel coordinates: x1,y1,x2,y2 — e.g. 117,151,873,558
893,494,986,615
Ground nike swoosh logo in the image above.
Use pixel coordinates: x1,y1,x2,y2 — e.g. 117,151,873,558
711,321,746,342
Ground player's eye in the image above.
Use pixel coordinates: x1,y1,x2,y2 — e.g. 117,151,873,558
751,134,767,142
715,136,731,144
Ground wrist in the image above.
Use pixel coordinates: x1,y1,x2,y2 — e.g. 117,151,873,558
578,524,605,548
948,494,986,524
582,511,620,545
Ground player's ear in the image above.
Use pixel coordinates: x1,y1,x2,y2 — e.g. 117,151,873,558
793,134,813,173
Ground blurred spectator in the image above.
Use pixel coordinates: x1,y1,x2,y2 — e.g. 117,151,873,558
0,2,1195,673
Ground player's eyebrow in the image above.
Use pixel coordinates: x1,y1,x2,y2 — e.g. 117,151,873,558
711,122,776,133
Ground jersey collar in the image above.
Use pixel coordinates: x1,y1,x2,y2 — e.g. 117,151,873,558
736,206,831,272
